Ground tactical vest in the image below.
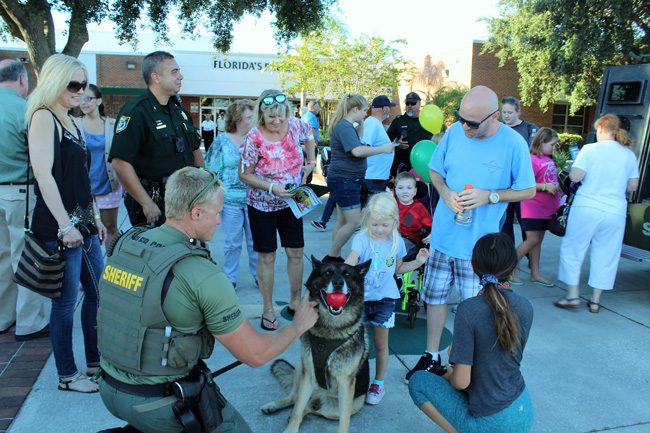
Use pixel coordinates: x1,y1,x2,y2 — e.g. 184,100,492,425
98,227,215,377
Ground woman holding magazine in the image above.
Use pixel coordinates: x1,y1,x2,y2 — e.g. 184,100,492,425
239,89,317,331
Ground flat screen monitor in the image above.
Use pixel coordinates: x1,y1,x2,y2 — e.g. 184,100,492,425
607,81,645,104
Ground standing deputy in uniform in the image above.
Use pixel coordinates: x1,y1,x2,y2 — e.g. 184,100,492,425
110,51,203,227
98,167,319,433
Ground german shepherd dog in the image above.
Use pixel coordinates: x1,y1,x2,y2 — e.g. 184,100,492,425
261,256,372,433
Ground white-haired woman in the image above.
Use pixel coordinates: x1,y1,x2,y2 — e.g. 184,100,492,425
239,89,316,330
27,54,106,393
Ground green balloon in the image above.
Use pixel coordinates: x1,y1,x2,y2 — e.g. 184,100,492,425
410,140,437,180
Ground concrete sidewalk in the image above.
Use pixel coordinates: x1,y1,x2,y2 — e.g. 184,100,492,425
7,196,650,433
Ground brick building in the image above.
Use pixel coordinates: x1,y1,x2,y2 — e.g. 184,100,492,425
469,41,595,135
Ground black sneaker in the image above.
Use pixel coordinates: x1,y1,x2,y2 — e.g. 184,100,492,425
405,353,446,383
310,220,327,231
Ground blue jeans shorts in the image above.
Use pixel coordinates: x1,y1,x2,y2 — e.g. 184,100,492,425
326,176,362,211
364,298,396,328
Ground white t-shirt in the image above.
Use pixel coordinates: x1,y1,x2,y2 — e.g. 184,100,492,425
362,116,393,180
216,117,226,132
201,120,216,132
572,140,639,216
350,231,406,301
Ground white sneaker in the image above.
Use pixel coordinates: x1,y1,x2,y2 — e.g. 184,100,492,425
365,383,385,405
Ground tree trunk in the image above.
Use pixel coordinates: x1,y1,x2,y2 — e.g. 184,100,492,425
0,0,88,76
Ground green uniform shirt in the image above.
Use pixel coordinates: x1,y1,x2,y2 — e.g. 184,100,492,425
109,90,200,181
102,225,244,385
0,87,30,183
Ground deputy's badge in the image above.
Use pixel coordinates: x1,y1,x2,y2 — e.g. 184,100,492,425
386,257,394,267
116,116,131,133
181,111,188,121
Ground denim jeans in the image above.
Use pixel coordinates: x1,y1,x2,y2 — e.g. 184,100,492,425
216,204,258,284
46,235,104,379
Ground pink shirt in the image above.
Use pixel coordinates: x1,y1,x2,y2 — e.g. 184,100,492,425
241,117,312,212
521,154,561,219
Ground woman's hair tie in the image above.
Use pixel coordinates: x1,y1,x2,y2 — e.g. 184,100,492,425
480,274,499,287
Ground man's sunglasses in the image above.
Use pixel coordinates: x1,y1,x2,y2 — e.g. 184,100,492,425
188,169,223,211
405,100,418,106
454,110,498,129
260,94,287,108
67,81,88,92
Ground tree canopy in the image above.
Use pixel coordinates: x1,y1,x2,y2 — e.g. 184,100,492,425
484,0,650,111
0,0,336,74
266,18,413,102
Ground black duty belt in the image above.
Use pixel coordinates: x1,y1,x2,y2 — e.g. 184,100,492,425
102,371,174,397
0,182,32,186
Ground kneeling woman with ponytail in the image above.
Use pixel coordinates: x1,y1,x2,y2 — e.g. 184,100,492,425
408,232,534,433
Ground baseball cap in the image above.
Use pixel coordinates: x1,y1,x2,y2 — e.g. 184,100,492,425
405,92,421,102
371,95,396,108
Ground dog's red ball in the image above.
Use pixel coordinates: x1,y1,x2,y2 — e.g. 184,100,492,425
326,292,347,309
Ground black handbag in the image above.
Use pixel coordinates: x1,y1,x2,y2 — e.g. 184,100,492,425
13,116,66,298
548,193,575,237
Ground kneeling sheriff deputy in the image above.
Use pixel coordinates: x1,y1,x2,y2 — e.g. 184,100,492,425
97,167,318,433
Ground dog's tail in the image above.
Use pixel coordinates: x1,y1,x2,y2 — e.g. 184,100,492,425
270,359,295,391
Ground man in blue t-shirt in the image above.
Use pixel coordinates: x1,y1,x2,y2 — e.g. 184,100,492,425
302,100,321,143
404,86,536,383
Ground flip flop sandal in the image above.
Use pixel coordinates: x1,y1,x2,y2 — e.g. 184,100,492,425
58,372,99,393
531,279,554,287
587,300,601,314
261,315,278,331
553,297,580,309
508,279,524,286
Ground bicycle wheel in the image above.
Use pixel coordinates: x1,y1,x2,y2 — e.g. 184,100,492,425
408,303,419,329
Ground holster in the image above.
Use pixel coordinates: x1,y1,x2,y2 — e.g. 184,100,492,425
125,178,166,227
172,361,227,433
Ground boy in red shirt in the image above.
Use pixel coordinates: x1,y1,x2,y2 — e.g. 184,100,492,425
394,172,432,256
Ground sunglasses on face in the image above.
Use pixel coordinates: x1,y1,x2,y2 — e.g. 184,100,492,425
188,169,223,211
260,94,287,108
405,101,418,106
454,110,498,129
67,81,88,92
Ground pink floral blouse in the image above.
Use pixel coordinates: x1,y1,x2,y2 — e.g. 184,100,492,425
241,117,313,212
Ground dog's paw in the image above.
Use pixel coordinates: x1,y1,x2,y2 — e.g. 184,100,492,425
261,402,280,414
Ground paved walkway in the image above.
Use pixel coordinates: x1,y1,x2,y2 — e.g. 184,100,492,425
5,191,650,433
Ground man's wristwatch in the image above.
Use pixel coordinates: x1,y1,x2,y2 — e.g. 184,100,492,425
488,190,500,204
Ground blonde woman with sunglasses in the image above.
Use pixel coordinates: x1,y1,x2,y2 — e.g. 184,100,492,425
239,89,317,330
27,54,106,393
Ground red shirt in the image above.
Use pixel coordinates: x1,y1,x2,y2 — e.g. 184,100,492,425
397,199,432,244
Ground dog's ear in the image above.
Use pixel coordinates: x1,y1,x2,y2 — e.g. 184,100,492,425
310,255,322,269
355,259,372,277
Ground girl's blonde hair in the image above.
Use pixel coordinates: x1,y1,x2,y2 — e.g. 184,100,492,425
361,192,400,258
254,89,293,127
529,127,558,156
26,54,88,128
328,93,368,134
595,113,633,148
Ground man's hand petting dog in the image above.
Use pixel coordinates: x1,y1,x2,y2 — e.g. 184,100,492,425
292,291,319,333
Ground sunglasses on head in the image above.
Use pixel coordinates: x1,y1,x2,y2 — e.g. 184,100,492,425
405,100,418,106
188,169,223,211
260,94,287,108
454,110,498,129
67,80,88,92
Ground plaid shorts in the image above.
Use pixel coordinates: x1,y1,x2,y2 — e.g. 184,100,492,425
421,248,480,305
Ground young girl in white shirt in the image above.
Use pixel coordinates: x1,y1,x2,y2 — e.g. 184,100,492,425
345,192,429,405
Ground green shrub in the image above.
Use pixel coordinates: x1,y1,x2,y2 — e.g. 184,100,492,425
552,150,571,171
557,132,585,154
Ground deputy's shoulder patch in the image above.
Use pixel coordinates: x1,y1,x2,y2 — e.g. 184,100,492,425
116,116,131,133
